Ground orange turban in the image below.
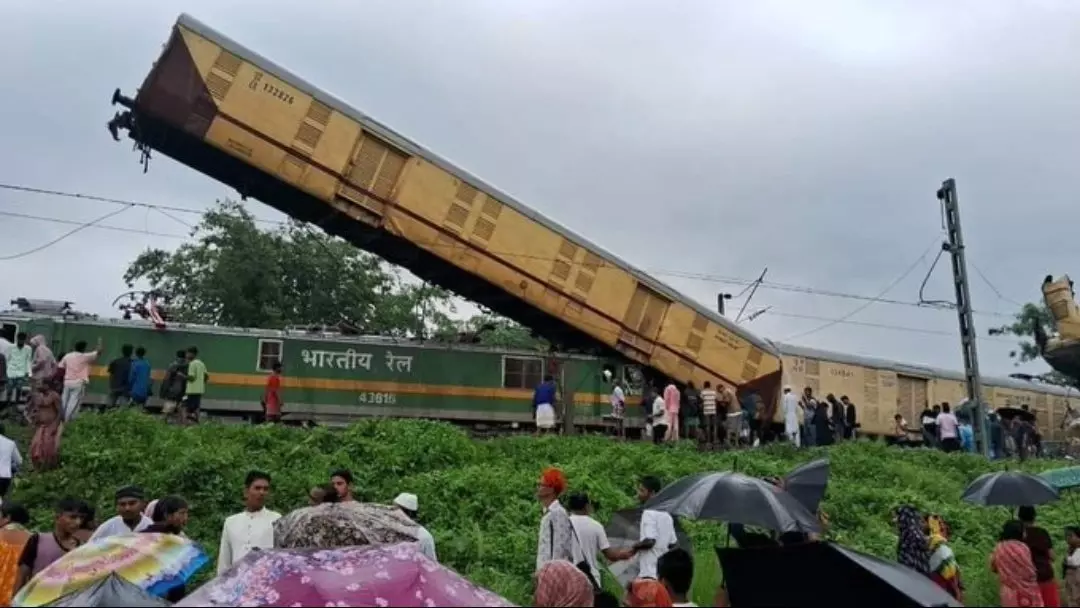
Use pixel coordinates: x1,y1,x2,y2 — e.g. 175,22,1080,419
540,467,568,495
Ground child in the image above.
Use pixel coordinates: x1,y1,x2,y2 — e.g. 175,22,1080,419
1063,526,1080,606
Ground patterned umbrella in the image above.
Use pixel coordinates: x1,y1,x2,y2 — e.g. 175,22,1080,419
177,543,515,607
273,502,419,549
13,533,207,607
1040,466,1080,491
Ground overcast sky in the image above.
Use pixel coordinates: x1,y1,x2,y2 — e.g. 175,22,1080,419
1,0,1077,378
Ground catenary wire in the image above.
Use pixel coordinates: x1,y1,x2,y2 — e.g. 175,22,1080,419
0,205,133,260
0,182,1023,320
781,239,942,342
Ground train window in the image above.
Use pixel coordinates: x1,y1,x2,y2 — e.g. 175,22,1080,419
256,339,283,372
0,323,16,343
503,356,543,389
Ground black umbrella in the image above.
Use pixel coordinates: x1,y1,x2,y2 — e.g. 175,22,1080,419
604,507,693,587
961,471,1060,506
644,471,822,533
44,573,172,607
784,458,829,513
717,541,961,607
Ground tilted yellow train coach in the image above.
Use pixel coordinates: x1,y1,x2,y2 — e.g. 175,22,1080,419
106,14,781,408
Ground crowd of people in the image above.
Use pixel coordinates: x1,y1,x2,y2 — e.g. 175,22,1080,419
0,466,435,605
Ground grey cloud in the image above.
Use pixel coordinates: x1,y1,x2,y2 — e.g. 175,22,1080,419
1,0,1077,378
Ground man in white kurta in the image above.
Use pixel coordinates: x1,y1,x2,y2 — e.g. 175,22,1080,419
217,472,281,574
782,386,801,447
393,492,437,562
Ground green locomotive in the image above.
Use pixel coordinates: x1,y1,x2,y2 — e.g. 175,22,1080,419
1,305,629,427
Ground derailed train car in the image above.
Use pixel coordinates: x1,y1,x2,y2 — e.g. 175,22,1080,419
106,14,781,412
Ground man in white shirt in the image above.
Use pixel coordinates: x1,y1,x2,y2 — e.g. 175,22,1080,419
0,424,21,500
393,492,437,562
567,493,634,586
782,386,801,447
218,471,281,574
91,486,152,540
635,476,677,580
936,403,961,453
610,381,626,440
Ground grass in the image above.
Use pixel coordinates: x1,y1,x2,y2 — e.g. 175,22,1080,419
9,411,1078,606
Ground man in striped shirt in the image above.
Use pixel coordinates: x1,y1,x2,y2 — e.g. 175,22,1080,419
700,381,718,449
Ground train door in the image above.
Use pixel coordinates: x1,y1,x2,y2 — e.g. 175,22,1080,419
617,284,672,362
896,375,928,424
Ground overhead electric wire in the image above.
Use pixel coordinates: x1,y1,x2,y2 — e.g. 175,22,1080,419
0,205,134,260
970,260,1026,307
765,310,1015,343
0,182,1022,321
781,239,942,342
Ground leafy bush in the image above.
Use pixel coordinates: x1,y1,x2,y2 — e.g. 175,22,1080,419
13,412,1078,606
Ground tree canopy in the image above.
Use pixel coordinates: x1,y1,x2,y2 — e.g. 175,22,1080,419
123,200,545,349
991,301,1074,385
124,200,458,335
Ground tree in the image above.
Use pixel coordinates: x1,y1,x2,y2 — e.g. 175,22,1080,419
435,312,547,350
123,200,457,335
990,301,1075,386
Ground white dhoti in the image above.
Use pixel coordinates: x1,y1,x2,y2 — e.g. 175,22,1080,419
535,403,556,429
785,416,801,447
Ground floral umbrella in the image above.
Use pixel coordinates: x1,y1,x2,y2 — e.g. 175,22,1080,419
14,533,207,607
177,543,516,607
273,502,419,549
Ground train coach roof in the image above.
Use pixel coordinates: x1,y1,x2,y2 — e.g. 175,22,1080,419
172,14,779,359
775,342,1078,397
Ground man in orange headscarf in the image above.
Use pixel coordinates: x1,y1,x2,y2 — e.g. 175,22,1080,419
536,467,574,572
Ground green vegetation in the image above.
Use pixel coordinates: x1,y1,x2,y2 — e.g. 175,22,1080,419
13,412,1077,605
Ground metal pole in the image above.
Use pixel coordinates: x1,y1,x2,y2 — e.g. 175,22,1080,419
937,179,990,457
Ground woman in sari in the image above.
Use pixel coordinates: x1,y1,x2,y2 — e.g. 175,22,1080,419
0,503,30,606
533,561,594,607
28,385,63,471
992,520,1045,607
895,505,930,575
27,336,55,391
927,514,963,601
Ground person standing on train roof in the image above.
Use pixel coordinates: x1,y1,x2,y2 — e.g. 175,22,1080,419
663,383,680,442
128,347,152,410
182,346,207,425
57,338,101,422
330,469,356,502
106,344,134,410
262,361,283,424
533,375,558,436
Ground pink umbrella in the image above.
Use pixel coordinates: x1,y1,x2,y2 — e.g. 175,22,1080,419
177,543,516,607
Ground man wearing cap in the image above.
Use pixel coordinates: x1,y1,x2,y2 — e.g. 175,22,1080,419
535,467,574,572
90,486,152,540
393,493,436,562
